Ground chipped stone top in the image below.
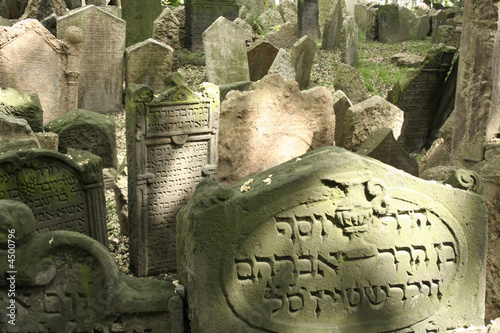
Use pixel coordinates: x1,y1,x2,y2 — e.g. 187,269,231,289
0,19,63,51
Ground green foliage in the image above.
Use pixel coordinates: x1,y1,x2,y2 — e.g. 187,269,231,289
161,0,183,8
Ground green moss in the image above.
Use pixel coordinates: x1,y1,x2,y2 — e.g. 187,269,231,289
80,263,93,296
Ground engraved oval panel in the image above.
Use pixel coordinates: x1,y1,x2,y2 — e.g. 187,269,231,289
223,185,467,332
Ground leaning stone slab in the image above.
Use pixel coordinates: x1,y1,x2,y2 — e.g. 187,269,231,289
332,89,352,145
322,0,345,51
297,0,320,42
218,73,335,184
0,112,40,153
44,109,118,169
153,7,180,69
247,41,279,82
177,145,487,333
290,36,316,89
333,63,369,104
357,127,419,176
0,87,43,133
340,16,358,66
268,48,296,82
0,148,108,246
0,200,184,332
338,95,404,151
126,73,218,276
203,16,250,86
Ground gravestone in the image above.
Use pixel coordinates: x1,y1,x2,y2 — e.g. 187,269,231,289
203,16,250,86
0,200,184,332
264,21,298,49
0,0,29,19
366,6,378,41
354,3,367,32
125,38,174,93
276,0,297,25
247,41,279,82
398,6,411,41
0,148,108,246
340,16,358,67
0,112,41,153
121,0,162,47
297,0,320,42
333,63,369,104
339,95,404,151
0,87,43,133
357,127,419,176
173,6,186,49
430,10,448,43
255,8,284,35
126,73,218,276
57,5,126,114
290,36,316,89
185,0,239,52
44,109,117,169
378,4,400,43
332,89,352,145
321,0,345,51
411,14,430,40
388,45,456,153
218,73,335,184
152,7,180,70
20,0,68,20
178,145,487,333
268,48,296,82
0,19,83,125
436,25,458,47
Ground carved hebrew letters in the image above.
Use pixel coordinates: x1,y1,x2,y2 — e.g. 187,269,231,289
224,174,464,331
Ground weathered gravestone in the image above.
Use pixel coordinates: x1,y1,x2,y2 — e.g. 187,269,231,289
0,112,41,153
44,108,118,169
340,16,358,67
0,200,184,332
297,0,320,42
321,0,345,51
247,41,279,82
339,95,404,152
177,145,487,332
185,0,239,52
0,19,83,125
126,73,218,276
57,5,125,114
388,45,456,153
366,6,378,41
20,0,68,21
411,14,431,40
333,63,369,104
0,87,43,133
357,127,419,176
203,16,250,86
268,48,296,82
125,38,174,93
264,21,299,49
152,7,180,70
354,2,367,32
332,89,352,145
0,148,108,246
398,6,411,41
218,73,335,184
378,4,401,43
121,0,161,47
431,10,448,44
290,36,316,90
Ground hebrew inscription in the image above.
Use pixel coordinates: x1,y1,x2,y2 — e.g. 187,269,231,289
224,174,465,332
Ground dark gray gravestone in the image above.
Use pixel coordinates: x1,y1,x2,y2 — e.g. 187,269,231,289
322,0,345,51
247,41,279,82
185,0,239,52
365,6,378,41
388,45,456,153
178,146,487,332
298,0,320,42
378,4,400,43
0,148,108,246
126,73,218,276
357,127,419,176
290,36,316,89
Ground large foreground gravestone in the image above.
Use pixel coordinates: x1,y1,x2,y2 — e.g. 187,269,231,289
126,73,218,276
57,5,126,113
178,146,487,332
0,200,183,332
0,149,108,246
203,16,250,86
0,19,82,125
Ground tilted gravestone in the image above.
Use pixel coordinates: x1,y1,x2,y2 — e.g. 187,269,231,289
321,0,345,51
388,45,456,153
0,112,41,153
290,36,316,90
0,148,108,246
0,200,184,332
247,41,279,82
125,38,174,93
0,19,83,125
0,87,43,133
203,16,250,86
340,16,358,67
411,14,431,40
297,0,320,42
44,109,118,169
357,127,419,176
57,5,126,114
177,146,487,332
126,73,218,276
152,7,180,70
185,0,239,52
